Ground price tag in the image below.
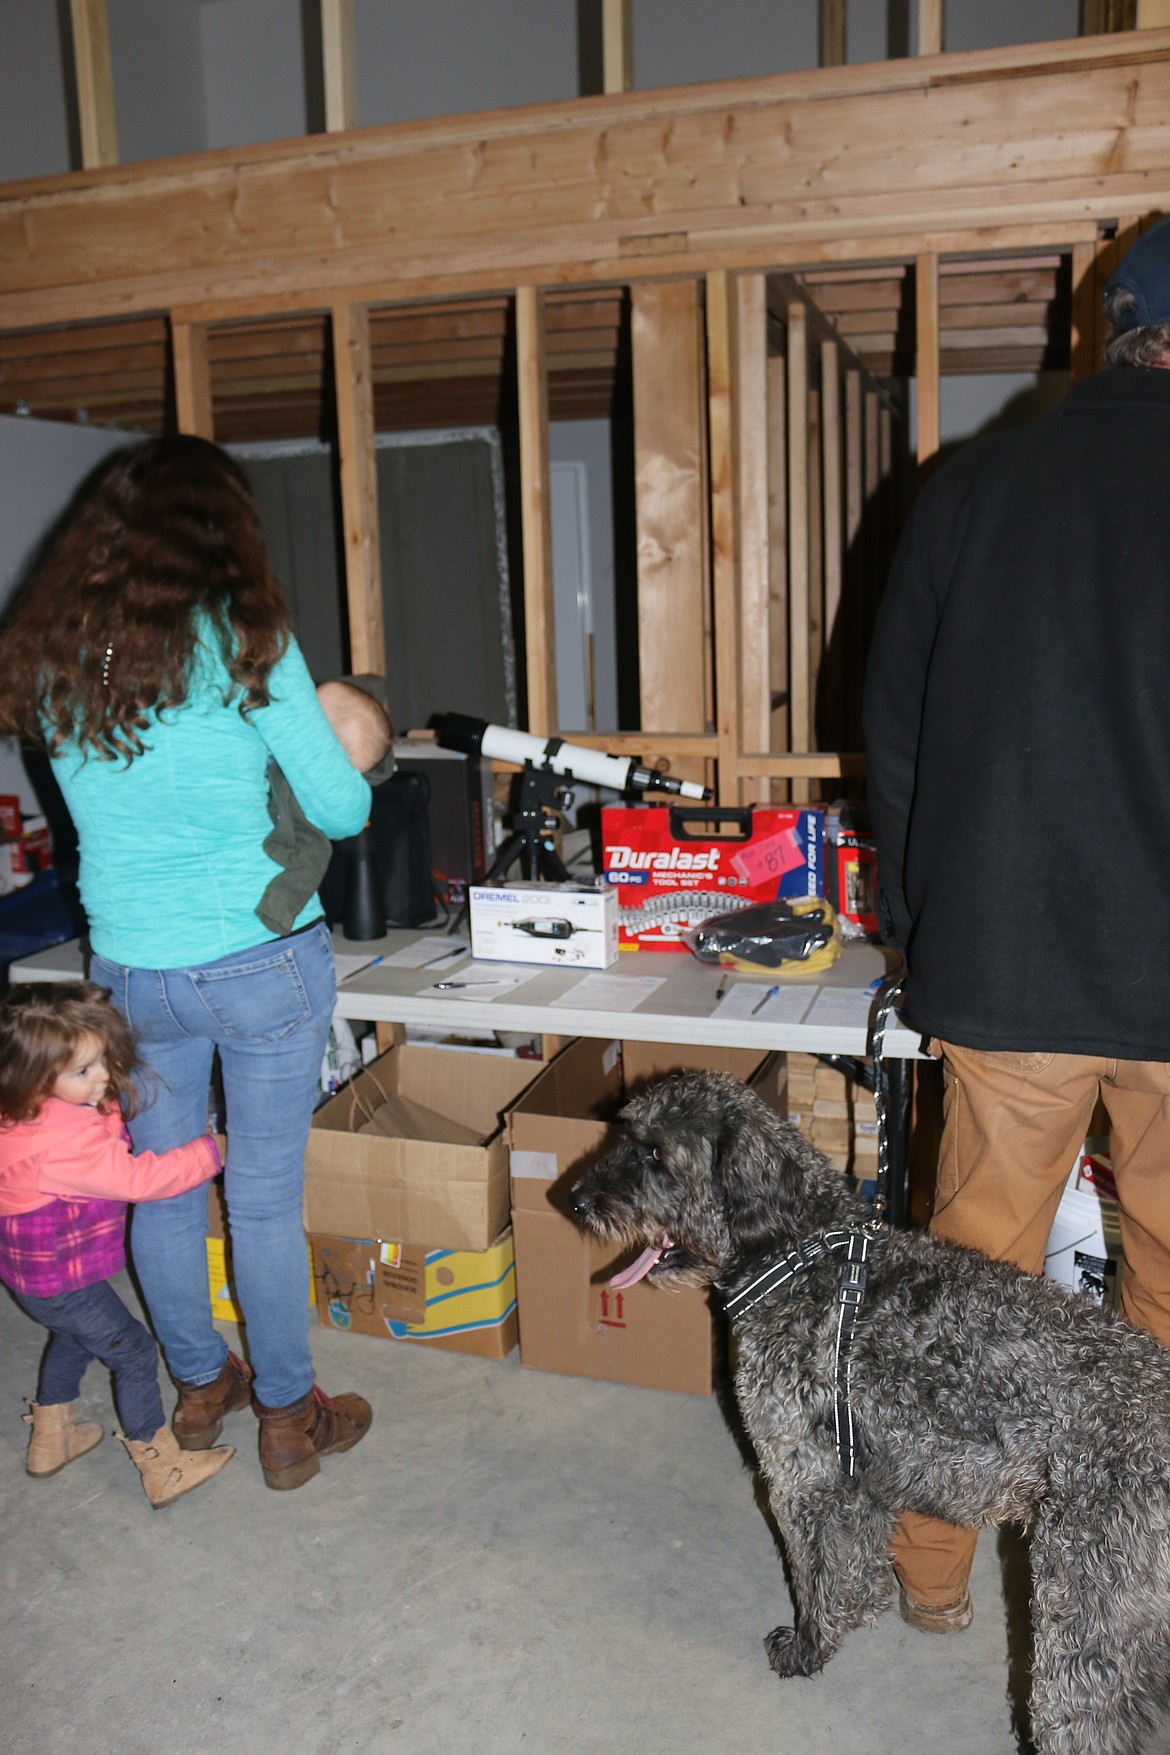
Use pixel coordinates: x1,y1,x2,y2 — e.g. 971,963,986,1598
730,827,804,886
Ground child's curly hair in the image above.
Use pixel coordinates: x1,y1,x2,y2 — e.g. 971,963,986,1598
0,981,140,1124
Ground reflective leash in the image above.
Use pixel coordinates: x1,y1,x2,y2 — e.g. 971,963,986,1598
869,976,904,1225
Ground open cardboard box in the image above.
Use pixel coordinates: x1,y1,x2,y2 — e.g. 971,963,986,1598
507,1037,787,1395
305,1043,543,1252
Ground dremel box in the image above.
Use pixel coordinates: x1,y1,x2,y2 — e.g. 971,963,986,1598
469,882,619,969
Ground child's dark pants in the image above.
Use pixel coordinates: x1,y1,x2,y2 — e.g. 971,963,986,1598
14,1280,165,1441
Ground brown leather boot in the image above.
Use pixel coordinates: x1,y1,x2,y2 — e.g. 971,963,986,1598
256,1384,372,1491
172,1351,254,1450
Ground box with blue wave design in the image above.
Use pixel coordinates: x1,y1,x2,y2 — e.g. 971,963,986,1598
310,1229,517,1360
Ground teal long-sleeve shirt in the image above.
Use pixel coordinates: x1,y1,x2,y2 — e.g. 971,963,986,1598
50,628,371,969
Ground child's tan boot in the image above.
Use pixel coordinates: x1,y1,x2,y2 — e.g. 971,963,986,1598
118,1424,234,1507
23,1400,104,1478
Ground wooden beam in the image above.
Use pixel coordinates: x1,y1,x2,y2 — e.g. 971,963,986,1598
171,322,214,438
915,253,941,464
69,0,117,169
1138,1,1170,25
707,270,740,807
786,301,811,802
735,274,771,803
767,354,790,790
4,36,1169,331
321,0,358,133
918,0,945,55
602,0,633,94
331,303,385,677
516,285,557,734
631,280,709,771
819,0,846,67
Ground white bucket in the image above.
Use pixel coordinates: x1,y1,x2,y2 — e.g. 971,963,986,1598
1044,1160,1121,1310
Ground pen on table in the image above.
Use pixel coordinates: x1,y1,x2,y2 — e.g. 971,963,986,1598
433,979,506,990
751,984,780,1016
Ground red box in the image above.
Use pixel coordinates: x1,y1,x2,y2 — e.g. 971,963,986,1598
0,796,22,871
831,833,878,934
601,803,824,951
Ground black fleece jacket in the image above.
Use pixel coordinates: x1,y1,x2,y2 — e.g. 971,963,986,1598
863,366,1170,1059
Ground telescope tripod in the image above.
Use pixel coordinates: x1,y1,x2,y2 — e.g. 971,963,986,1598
481,762,573,885
450,762,572,933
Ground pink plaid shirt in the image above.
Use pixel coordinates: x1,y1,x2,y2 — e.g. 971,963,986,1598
0,1197,127,1297
0,1099,220,1299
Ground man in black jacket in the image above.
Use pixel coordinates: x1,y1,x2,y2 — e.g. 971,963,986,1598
863,215,1170,1634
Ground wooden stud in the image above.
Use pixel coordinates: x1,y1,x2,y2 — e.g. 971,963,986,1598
915,253,941,465
863,386,882,655
171,322,214,438
321,0,358,133
918,0,945,55
602,0,633,94
735,274,771,803
1070,240,1099,384
631,281,709,776
806,382,824,751
819,0,846,67
1138,1,1170,25
331,303,386,678
767,354,790,796
843,367,865,749
516,285,557,735
69,0,117,169
786,301,811,803
707,270,740,807
820,340,844,753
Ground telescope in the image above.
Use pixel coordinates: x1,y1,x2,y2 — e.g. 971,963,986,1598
431,713,713,802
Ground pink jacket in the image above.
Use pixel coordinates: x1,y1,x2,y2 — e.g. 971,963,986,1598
0,1099,221,1216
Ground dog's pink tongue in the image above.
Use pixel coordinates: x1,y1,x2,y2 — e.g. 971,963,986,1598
610,1235,674,1291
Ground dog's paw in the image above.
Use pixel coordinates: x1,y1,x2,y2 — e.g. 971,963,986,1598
764,1625,823,1678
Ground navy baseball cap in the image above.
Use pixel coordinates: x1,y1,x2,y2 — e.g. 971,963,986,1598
1104,215,1170,330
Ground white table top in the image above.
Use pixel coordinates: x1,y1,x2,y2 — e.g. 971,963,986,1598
11,931,924,1060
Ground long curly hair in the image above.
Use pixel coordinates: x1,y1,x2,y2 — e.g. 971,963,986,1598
0,434,291,760
0,981,141,1124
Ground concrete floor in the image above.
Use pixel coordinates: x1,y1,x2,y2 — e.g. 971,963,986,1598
2,1272,1038,1755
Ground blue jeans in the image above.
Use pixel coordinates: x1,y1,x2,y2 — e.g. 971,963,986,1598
91,920,335,1410
15,1278,164,1441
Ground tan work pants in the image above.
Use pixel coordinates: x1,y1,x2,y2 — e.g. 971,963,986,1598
890,1041,1170,1608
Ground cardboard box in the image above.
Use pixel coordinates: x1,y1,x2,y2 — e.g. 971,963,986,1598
305,1043,542,1251
205,1235,315,1326
311,1229,517,1359
601,803,824,951
469,880,618,968
507,1037,787,1395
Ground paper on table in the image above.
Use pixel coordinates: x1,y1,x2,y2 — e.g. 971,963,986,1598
548,972,668,1013
421,963,541,1000
803,987,876,1030
379,938,470,970
714,983,815,1023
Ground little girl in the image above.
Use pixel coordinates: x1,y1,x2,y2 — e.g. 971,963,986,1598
0,981,234,1506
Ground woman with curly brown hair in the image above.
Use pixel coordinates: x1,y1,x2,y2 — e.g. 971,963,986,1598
0,434,373,1491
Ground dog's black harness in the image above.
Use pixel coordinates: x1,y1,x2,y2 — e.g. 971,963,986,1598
723,1223,885,1479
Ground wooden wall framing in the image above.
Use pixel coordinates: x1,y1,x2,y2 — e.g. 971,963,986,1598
4,32,1170,798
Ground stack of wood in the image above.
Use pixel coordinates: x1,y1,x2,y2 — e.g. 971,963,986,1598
786,1052,879,1182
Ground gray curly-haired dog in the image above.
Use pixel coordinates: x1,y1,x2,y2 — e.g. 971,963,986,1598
569,1070,1170,1755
